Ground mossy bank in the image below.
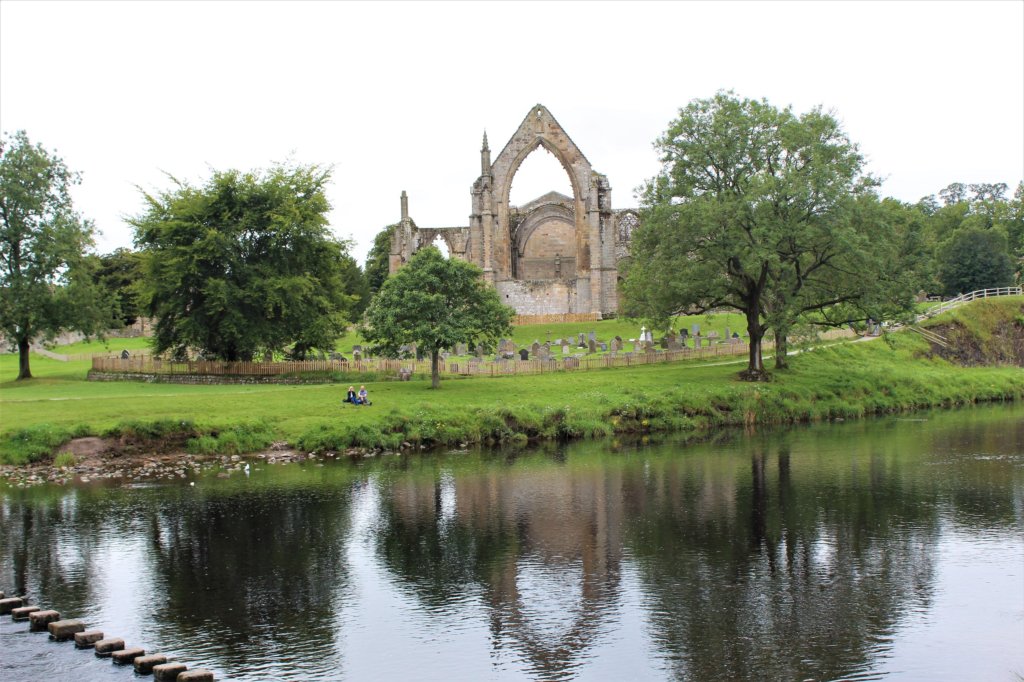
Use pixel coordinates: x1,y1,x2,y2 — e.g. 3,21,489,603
2,298,1022,470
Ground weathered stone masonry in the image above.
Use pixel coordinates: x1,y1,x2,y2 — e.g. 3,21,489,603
390,105,639,318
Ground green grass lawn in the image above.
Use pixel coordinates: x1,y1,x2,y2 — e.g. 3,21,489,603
47,336,153,356
3,301,1021,465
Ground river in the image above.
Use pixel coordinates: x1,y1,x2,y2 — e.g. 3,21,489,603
1,403,1022,681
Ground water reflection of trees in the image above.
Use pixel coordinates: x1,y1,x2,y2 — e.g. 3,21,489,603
142,482,354,671
0,486,138,616
623,443,943,681
374,448,624,679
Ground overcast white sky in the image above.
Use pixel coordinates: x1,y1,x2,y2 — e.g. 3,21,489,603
2,0,1022,264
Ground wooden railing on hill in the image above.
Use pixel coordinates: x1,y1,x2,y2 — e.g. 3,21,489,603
90,328,858,379
918,287,1022,321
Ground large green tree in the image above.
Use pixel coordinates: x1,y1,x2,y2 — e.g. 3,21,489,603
361,246,514,388
623,92,910,378
131,163,356,361
0,130,111,379
364,224,396,296
94,247,144,326
937,227,1015,295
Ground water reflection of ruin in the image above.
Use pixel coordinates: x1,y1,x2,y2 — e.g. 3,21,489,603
373,431,974,681
377,452,625,678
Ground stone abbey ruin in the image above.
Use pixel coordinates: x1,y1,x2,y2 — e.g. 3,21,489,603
390,105,639,319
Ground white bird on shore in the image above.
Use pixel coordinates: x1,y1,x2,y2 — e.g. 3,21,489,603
244,462,250,476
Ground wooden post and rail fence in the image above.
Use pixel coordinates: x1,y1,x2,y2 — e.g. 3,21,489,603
89,328,859,380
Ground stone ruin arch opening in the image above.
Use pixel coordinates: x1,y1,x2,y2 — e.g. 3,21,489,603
507,145,578,282
390,104,637,319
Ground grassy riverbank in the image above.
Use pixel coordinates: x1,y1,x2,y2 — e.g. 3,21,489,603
1,299,1022,465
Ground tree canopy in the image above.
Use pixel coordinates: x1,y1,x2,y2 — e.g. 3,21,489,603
131,163,357,361
0,130,111,379
937,227,1015,295
94,247,144,326
623,92,915,378
364,224,396,296
361,246,514,388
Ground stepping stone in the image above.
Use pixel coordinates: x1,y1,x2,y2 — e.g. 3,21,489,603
134,654,168,674
10,606,39,622
94,637,125,655
29,609,59,631
48,619,85,641
178,670,215,681
111,646,145,664
153,662,188,680
74,630,105,648
0,597,24,615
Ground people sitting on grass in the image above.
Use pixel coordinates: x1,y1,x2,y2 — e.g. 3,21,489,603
343,385,372,406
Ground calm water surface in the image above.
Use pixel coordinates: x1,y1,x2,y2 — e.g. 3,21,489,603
1,403,1022,681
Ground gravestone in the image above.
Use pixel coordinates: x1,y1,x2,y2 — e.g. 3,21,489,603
263,350,274,362
519,349,530,361
667,336,682,351
660,336,668,349
120,349,130,360
553,338,562,346
476,344,485,358
588,339,597,354
531,341,541,355
353,344,363,353
353,350,362,361
724,327,730,340
598,342,607,352
610,338,621,352
644,341,656,354
562,344,571,355
691,324,700,336
456,343,468,356
588,331,597,343
538,344,551,359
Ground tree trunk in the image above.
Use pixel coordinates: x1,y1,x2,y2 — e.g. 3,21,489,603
740,306,770,381
17,336,32,380
774,330,789,370
431,349,440,389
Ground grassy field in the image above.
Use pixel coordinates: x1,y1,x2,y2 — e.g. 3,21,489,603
1,301,1021,465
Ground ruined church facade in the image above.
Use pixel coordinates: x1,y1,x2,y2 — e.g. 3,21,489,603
390,105,639,318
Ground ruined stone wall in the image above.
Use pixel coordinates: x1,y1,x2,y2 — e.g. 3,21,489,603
495,279,579,316
519,218,576,280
